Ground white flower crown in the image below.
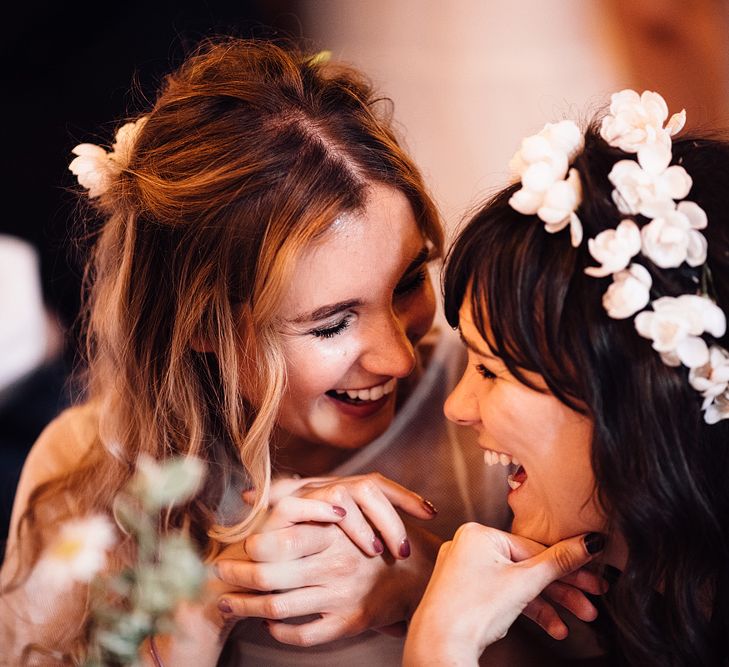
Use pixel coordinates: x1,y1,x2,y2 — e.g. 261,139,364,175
508,89,728,424
69,117,147,198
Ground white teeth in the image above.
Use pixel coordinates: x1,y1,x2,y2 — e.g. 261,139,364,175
337,379,396,402
369,384,385,401
507,474,523,491
482,448,519,467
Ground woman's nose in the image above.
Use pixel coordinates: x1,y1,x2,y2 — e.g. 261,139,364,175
361,314,417,379
444,372,480,425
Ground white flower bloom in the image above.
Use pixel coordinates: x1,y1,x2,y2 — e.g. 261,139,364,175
634,295,727,368
689,345,729,400
602,263,652,319
69,117,147,198
509,121,584,245
585,219,641,277
640,201,708,269
539,168,583,247
704,392,729,424
608,143,692,218
110,117,147,168
134,455,205,510
600,89,686,153
69,144,114,199
34,515,116,591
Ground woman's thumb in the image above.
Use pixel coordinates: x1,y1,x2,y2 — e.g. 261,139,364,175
524,532,605,592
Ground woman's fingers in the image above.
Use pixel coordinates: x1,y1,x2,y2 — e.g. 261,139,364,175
262,496,347,531
305,472,436,521
319,483,398,557
517,533,604,600
235,522,338,563
541,581,598,622
219,586,330,624
265,614,352,647
521,597,569,640
557,567,608,596
217,548,333,591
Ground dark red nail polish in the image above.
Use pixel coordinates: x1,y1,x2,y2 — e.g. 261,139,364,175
332,505,347,517
422,499,438,515
585,532,606,555
373,536,385,554
399,538,411,558
218,599,232,614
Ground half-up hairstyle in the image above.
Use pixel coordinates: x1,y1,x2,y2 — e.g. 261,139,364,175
7,37,441,661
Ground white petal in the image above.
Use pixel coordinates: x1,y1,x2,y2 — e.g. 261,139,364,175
509,188,542,215
702,301,727,338
569,212,583,247
666,109,686,136
676,336,710,368
523,162,559,193
677,201,708,230
634,310,654,338
71,143,108,159
638,143,671,174
663,166,693,200
685,231,708,267
520,135,552,163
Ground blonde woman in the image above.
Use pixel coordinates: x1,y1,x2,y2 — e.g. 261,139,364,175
0,39,520,666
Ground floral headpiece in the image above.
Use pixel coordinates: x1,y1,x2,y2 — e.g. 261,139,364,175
508,90,728,424
69,117,147,198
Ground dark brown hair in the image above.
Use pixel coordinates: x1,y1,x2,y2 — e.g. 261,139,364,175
444,125,729,665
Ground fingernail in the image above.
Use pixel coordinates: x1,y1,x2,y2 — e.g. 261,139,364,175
213,563,221,579
584,532,606,555
422,499,438,515
332,505,347,517
218,599,232,614
399,538,411,558
373,536,385,554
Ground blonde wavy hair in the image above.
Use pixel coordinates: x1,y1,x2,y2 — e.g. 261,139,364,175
13,36,443,597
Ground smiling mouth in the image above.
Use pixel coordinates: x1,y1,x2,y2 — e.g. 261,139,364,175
482,447,527,491
326,378,396,405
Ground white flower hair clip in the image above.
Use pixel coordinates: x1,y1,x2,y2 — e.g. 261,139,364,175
507,89,728,424
508,120,584,247
69,116,147,198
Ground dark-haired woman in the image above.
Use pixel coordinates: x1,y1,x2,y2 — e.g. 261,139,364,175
405,90,729,666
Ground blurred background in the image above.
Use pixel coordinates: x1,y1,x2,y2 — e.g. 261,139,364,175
3,0,729,551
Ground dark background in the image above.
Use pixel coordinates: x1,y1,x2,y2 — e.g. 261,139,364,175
1,0,305,553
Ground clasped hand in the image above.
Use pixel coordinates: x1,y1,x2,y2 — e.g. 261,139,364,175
213,473,440,646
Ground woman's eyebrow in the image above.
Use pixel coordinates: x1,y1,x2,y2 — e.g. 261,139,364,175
289,299,363,324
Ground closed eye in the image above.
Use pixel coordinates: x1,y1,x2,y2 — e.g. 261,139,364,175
310,316,352,339
475,364,497,380
394,267,427,297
